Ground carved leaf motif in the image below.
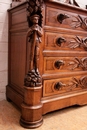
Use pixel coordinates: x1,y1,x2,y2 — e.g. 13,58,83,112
71,15,87,31
68,76,87,91
68,36,87,50
68,57,87,70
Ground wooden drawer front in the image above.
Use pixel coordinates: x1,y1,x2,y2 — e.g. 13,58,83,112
44,57,87,73
46,7,87,31
43,75,87,96
45,32,87,51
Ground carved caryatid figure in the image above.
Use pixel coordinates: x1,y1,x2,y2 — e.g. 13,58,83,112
25,14,43,87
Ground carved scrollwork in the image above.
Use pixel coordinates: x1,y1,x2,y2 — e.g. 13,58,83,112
68,36,87,50
68,57,87,70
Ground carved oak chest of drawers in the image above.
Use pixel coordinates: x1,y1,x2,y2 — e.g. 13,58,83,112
6,0,87,128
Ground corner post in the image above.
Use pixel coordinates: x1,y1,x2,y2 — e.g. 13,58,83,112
20,0,44,128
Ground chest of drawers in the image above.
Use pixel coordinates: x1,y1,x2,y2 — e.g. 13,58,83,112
6,0,87,128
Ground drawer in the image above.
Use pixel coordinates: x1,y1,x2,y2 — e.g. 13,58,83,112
43,75,87,96
46,6,87,31
44,57,87,73
45,32,87,51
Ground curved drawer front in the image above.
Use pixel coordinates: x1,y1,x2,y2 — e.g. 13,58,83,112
44,56,87,73
45,32,87,51
43,75,87,96
46,6,87,31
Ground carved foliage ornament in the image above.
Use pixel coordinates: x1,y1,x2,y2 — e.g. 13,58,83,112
26,0,43,27
69,36,87,50
69,57,87,70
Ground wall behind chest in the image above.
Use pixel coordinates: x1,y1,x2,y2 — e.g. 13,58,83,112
0,0,11,101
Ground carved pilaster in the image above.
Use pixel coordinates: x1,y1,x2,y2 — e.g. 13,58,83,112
20,0,44,128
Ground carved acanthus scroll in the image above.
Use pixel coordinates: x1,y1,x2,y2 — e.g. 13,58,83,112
24,0,44,87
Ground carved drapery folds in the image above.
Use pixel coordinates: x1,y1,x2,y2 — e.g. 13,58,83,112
24,0,43,87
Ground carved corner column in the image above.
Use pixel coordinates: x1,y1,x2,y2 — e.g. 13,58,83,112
20,0,44,128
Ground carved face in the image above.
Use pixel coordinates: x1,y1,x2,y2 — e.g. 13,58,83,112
32,16,39,24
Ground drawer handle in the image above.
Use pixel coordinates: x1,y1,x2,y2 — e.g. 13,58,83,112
54,60,65,69
56,37,66,47
54,82,66,91
57,13,69,24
